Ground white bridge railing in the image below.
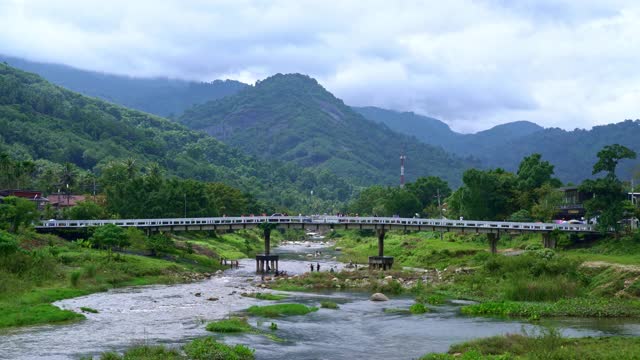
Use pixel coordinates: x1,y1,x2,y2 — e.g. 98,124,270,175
37,215,596,233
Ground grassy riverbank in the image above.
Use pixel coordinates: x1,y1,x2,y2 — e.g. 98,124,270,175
420,329,640,359
0,229,267,329
84,337,255,360
324,230,640,319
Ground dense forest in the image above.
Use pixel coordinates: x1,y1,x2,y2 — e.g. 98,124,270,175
356,107,640,183
0,63,351,213
179,73,479,187
0,54,248,118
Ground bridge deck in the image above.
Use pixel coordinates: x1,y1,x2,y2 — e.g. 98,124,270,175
35,216,596,233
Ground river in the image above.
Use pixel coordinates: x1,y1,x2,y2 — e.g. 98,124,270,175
1,242,640,359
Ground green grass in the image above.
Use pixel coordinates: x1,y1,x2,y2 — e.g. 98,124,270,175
246,303,318,317
205,317,252,333
410,303,429,314
91,337,254,360
420,330,640,359
80,306,99,313
461,298,640,318
0,303,84,328
320,301,339,309
255,293,287,301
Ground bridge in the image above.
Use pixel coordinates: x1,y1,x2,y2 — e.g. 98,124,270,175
37,216,597,271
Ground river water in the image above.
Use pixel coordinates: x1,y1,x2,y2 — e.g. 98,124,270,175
2,242,640,360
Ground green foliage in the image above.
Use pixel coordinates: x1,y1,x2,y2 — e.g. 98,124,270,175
69,270,81,287
452,168,518,221
507,209,532,222
254,293,287,301
183,337,255,360
0,230,19,256
461,298,640,318
205,317,252,333
320,301,339,309
80,306,98,313
246,303,319,317
179,73,475,187
89,224,130,252
64,200,107,220
409,302,429,314
0,196,38,232
145,234,174,256
269,322,278,330
0,64,351,213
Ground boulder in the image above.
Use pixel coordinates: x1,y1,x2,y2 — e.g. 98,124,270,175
370,293,389,302
206,297,219,301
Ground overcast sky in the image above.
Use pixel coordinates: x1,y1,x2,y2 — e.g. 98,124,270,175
1,0,639,133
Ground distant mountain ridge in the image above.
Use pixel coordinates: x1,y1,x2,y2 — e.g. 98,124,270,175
179,73,480,187
354,106,640,183
0,54,249,117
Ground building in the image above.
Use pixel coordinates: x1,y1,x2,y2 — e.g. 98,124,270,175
47,194,87,209
556,186,592,220
0,189,49,210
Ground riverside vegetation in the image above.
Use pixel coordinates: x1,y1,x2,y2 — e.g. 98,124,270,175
270,229,640,319
0,227,275,329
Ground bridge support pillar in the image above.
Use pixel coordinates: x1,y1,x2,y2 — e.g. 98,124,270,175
256,227,278,273
488,233,498,254
542,232,556,249
255,254,279,273
369,229,393,270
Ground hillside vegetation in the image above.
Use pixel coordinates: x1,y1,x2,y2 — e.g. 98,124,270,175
180,74,479,187
356,107,640,183
0,64,350,211
0,54,248,118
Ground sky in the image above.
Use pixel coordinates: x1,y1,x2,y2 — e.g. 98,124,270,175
1,0,639,133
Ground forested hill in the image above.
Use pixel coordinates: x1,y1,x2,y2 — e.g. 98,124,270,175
179,73,479,187
353,106,544,156
355,107,640,183
484,121,640,183
0,54,248,118
0,63,351,210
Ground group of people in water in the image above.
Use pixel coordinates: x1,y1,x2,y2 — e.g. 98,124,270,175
220,258,240,268
308,262,338,273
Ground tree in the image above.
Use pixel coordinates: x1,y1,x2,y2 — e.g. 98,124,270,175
516,153,560,209
0,196,38,232
383,188,422,218
405,176,451,213
145,233,174,256
0,230,19,256
64,200,108,220
89,224,129,258
348,186,387,216
530,183,564,222
581,144,637,232
592,144,637,178
457,168,518,221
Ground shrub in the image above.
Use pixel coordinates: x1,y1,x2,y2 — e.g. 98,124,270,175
320,301,339,309
410,303,428,314
183,337,255,360
69,270,81,287
206,317,252,333
246,304,318,317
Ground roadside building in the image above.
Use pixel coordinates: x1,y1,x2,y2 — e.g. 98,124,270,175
0,189,49,210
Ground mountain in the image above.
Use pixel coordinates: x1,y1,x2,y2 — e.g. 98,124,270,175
353,106,544,156
179,74,480,187
355,107,639,183
0,63,351,210
0,54,248,118
485,121,640,183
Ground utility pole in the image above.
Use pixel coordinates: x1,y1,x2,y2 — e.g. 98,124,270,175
434,188,443,218
400,154,406,188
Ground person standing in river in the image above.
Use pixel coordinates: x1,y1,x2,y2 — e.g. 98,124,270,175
310,263,314,272
316,263,321,272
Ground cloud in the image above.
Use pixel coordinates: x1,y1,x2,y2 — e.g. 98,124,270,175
1,0,639,132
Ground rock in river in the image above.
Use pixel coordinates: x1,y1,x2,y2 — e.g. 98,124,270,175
370,293,389,302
